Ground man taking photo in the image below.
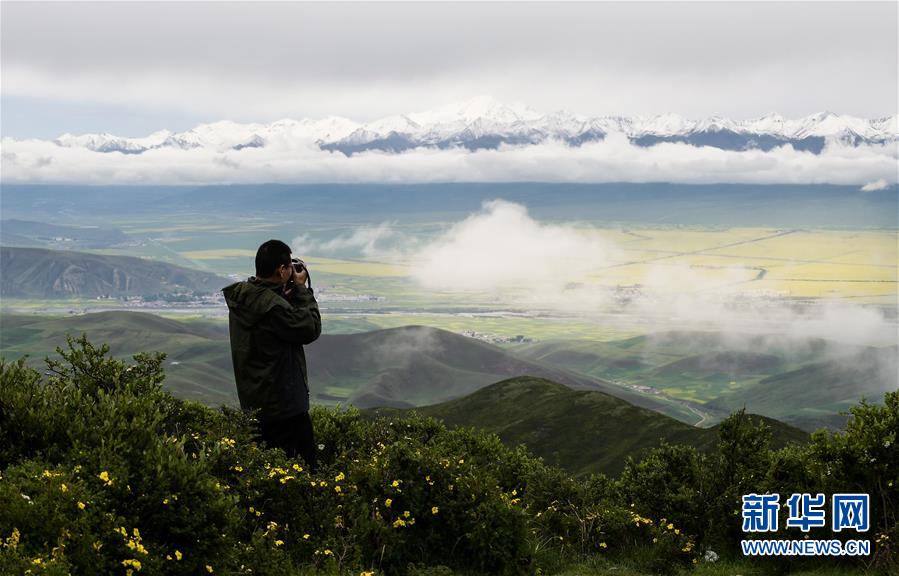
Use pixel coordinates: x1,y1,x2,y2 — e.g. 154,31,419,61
222,239,322,470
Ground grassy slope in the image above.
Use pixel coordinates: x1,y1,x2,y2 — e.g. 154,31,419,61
0,219,130,249
706,346,898,430
366,376,808,477
3,311,889,432
0,312,681,418
514,332,895,431
0,246,230,298
0,311,237,405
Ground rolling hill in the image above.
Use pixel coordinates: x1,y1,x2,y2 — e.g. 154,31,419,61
365,376,809,477
0,311,236,405
0,312,678,417
305,325,680,414
706,346,898,430
514,331,896,431
2,311,890,435
0,246,229,298
0,219,131,249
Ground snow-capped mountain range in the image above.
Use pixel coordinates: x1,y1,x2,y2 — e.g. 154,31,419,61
49,96,898,157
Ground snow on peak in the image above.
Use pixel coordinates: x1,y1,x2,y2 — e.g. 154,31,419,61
44,100,898,157
407,95,542,126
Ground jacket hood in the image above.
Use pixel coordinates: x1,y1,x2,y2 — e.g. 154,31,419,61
222,279,289,328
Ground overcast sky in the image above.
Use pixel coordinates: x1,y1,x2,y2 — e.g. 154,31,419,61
2,1,897,139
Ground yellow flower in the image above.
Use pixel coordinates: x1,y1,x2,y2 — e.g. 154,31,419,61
292,463,304,472
334,485,342,493
431,506,439,515
335,472,345,482
666,523,674,530
98,471,113,486
323,549,333,556
303,534,310,540
206,564,214,573
274,539,284,546
599,542,608,549
403,510,411,518
384,498,392,508
393,518,406,528
458,458,464,464
77,501,86,510
174,550,183,561
233,466,243,472
511,489,517,496
391,480,401,488
121,559,142,570
60,483,68,493
425,475,431,481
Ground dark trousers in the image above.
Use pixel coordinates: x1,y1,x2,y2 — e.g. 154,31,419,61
259,411,317,472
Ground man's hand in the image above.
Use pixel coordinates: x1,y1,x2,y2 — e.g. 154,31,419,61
293,267,308,287
283,267,308,298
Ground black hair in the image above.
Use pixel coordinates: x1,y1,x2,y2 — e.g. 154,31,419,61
255,239,292,277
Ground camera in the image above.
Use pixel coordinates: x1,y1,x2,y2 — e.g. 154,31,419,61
288,257,311,290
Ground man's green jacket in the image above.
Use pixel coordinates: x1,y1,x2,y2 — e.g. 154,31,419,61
222,278,321,422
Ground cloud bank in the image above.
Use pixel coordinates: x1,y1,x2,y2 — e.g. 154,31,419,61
2,132,897,186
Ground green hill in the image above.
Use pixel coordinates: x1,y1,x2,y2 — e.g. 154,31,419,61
0,219,130,249
514,331,894,430
650,350,785,377
706,346,899,430
1,312,682,417
366,376,808,477
305,325,684,416
0,311,236,405
0,246,229,298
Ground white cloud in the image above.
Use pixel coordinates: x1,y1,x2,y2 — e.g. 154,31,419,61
861,178,890,192
410,200,618,292
2,133,897,186
317,224,398,259
395,200,898,347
